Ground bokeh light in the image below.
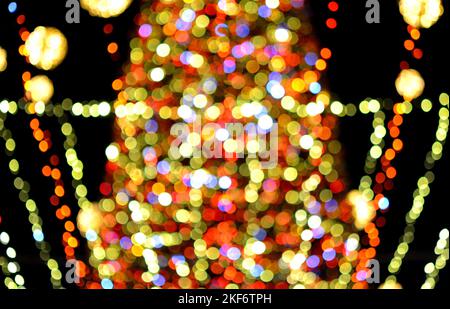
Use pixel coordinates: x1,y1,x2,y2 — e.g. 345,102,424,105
77,205,103,233
395,69,425,101
81,0,132,18
0,47,7,72
25,75,54,103
24,26,68,70
399,0,444,28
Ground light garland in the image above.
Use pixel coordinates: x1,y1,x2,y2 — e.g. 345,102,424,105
385,94,449,286
0,112,63,289
0,230,26,289
421,228,450,289
28,117,81,259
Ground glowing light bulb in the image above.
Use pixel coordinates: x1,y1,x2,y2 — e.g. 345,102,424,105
395,69,425,101
77,205,102,233
81,0,132,18
348,190,376,230
150,67,165,82
25,27,68,70
379,281,403,289
0,47,7,72
274,28,290,42
399,0,444,28
25,75,54,103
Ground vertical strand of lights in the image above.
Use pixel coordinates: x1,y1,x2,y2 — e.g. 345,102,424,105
321,2,416,286
57,100,112,284
364,101,408,241
60,99,112,210
0,112,63,289
384,94,449,287
28,99,107,284
421,228,450,289
325,1,338,30
381,1,446,287
355,105,386,251
28,117,83,267
0,230,26,288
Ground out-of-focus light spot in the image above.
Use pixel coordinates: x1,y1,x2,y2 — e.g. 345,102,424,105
378,197,390,210
265,0,280,9
150,67,165,82
227,247,241,260
101,278,114,289
348,190,376,230
258,115,274,130
139,24,152,38
236,23,250,38
0,232,10,245
289,253,306,270
105,144,120,161
181,9,196,23
98,101,111,116
86,229,98,241
33,230,44,242
158,192,172,206
258,5,271,18
216,128,229,141
8,2,17,13
218,176,232,189
7,262,18,274
300,135,314,150
323,249,336,261
268,82,285,99
399,0,444,28
395,69,425,101
252,241,266,254
274,28,290,42
156,43,170,57
152,274,166,286
0,47,7,72
326,18,337,29
224,57,236,73
157,161,170,175
345,237,359,252
328,1,339,12
190,54,204,68
306,255,320,268
305,52,318,66
215,24,228,37
309,82,321,94
379,281,403,289
107,42,118,54
77,205,102,233
81,0,132,18
25,26,68,70
25,75,54,103
193,94,208,108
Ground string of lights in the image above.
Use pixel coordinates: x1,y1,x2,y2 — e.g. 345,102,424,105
384,94,449,287
421,228,450,289
0,113,63,289
0,230,26,289
29,117,82,262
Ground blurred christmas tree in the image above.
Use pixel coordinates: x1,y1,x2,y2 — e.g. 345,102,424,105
77,0,378,289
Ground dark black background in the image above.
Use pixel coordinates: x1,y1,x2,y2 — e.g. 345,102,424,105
0,0,449,289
